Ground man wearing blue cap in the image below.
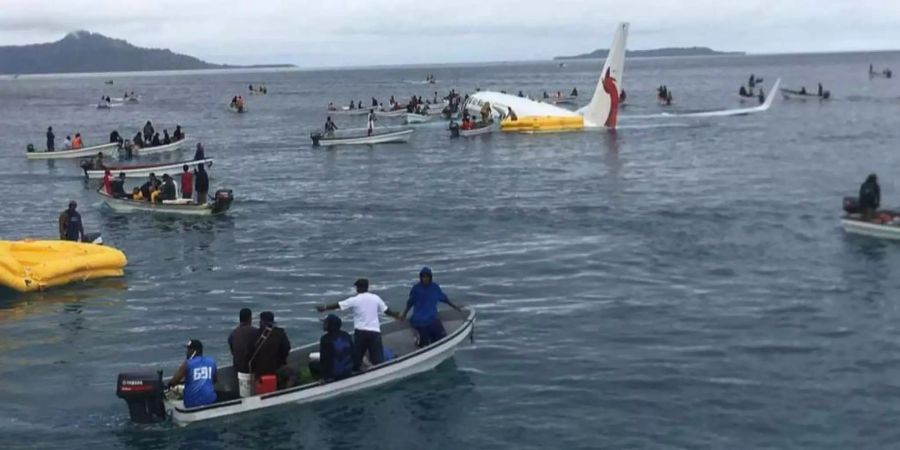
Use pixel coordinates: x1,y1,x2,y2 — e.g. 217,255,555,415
401,267,463,348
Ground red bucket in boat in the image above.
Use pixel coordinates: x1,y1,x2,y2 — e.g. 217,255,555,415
255,375,277,394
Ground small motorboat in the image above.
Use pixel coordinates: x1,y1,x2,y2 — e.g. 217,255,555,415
97,102,111,109
841,196,900,240
115,308,476,426
81,157,213,180
133,138,188,156
459,122,497,137
26,142,121,160
780,88,830,100
98,188,234,216
375,109,407,118
403,113,431,124
310,128,414,147
329,108,369,116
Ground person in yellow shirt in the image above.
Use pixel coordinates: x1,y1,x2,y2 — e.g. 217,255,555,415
131,187,143,201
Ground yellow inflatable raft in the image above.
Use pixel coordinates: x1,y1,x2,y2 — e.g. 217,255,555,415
500,115,584,133
0,240,127,293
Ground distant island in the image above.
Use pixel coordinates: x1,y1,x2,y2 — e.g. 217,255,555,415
0,31,294,75
555,47,744,60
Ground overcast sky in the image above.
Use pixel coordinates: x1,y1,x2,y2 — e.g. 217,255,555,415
2,0,899,67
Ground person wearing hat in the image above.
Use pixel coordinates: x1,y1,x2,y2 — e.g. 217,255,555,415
318,314,353,382
317,278,402,372
248,311,292,386
59,201,83,242
401,267,463,348
167,339,218,408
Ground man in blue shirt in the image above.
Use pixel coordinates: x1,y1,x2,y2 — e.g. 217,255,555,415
167,339,218,408
401,267,463,348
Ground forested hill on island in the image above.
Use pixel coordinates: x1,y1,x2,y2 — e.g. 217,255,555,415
0,31,294,75
555,46,744,60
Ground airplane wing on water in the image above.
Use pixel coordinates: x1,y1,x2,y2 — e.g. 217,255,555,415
621,78,781,120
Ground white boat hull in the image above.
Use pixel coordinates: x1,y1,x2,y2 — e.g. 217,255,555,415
85,158,212,180
166,309,475,425
133,139,187,156
841,218,900,240
313,129,414,146
100,192,228,216
26,142,121,160
403,113,431,124
459,123,497,137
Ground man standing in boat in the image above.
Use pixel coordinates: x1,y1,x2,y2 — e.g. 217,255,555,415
859,173,881,220
367,110,376,136
228,308,257,397
46,126,54,151
317,278,403,371
59,201,83,242
402,267,463,348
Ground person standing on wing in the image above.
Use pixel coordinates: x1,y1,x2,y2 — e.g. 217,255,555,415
317,278,402,371
401,267,463,348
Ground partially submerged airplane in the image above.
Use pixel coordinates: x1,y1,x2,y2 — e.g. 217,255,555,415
467,22,629,133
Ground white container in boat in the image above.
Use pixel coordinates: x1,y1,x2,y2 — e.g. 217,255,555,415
309,352,320,362
238,372,253,398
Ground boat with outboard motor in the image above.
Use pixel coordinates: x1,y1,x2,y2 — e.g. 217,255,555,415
98,188,234,216
81,158,212,180
115,308,476,426
311,128,414,147
840,196,900,240
133,138,188,156
26,141,121,160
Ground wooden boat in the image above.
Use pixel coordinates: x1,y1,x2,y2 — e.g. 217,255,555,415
98,188,233,216
26,142,121,160
115,308,476,426
82,158,213,180
311,128,414,147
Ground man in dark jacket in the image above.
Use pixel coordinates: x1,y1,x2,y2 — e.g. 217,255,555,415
194,164,209,204
159,174,177,201
228,308,258,397
142,121,154,145
60,201,83,242
110,173,127,198
47,126,55,151
859,173,881,219
248,311,292,387
319,314,353,382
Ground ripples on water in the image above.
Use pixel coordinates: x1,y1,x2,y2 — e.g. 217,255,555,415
3,51,900,448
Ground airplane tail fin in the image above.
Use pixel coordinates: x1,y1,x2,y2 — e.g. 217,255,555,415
578,22,629,128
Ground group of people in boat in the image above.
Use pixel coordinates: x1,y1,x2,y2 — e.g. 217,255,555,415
425,74,436,84
230,96,246,112
129,121,184,150
44,127,85,151
94,143,209,203
657,85,673,105
248,84,268,94
541,88,579,100
168,268,463,408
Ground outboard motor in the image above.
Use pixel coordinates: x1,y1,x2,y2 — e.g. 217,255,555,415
26,143,35,153
843,196,860,214
310,131,322,147
211,189,234,214
116,371,167,423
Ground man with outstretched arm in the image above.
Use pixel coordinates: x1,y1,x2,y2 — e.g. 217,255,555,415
402,267,463,348
317,278,402,372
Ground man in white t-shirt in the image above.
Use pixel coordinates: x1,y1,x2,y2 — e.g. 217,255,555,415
317,278,402,371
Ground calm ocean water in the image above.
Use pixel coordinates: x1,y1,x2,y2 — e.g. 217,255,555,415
3,51,900,449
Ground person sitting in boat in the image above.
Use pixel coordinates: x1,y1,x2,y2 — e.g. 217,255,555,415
460,117,471,131
140,173,158,201
132,132,143,149
859,173,881,220
72,133,83,149
163,130,171,145
248,311,293,389
158,174,177,201
507,107,518,121
109,130,121,144
401,267,463,348
63,135,72,150
543,91,549,99
571,87,578,97
324,116,338,138
348,100,355,110
59,201,83,242
739,85,748,97
327,102,336,111
517,91,524,98
173,125,184,141
143,121,154,145
318,314,354,382
357,100,363,109
367,110,376,137
799,86,807,95
111,172,127,198
317,278,403,372
150,132,161,147
167,339,218,408
130,187,143,201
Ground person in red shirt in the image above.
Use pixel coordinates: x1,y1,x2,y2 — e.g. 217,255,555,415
180,165,194,200
101,169,113,194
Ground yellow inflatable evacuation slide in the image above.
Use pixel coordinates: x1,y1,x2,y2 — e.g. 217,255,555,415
500,116,585,133
0,240,127,293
